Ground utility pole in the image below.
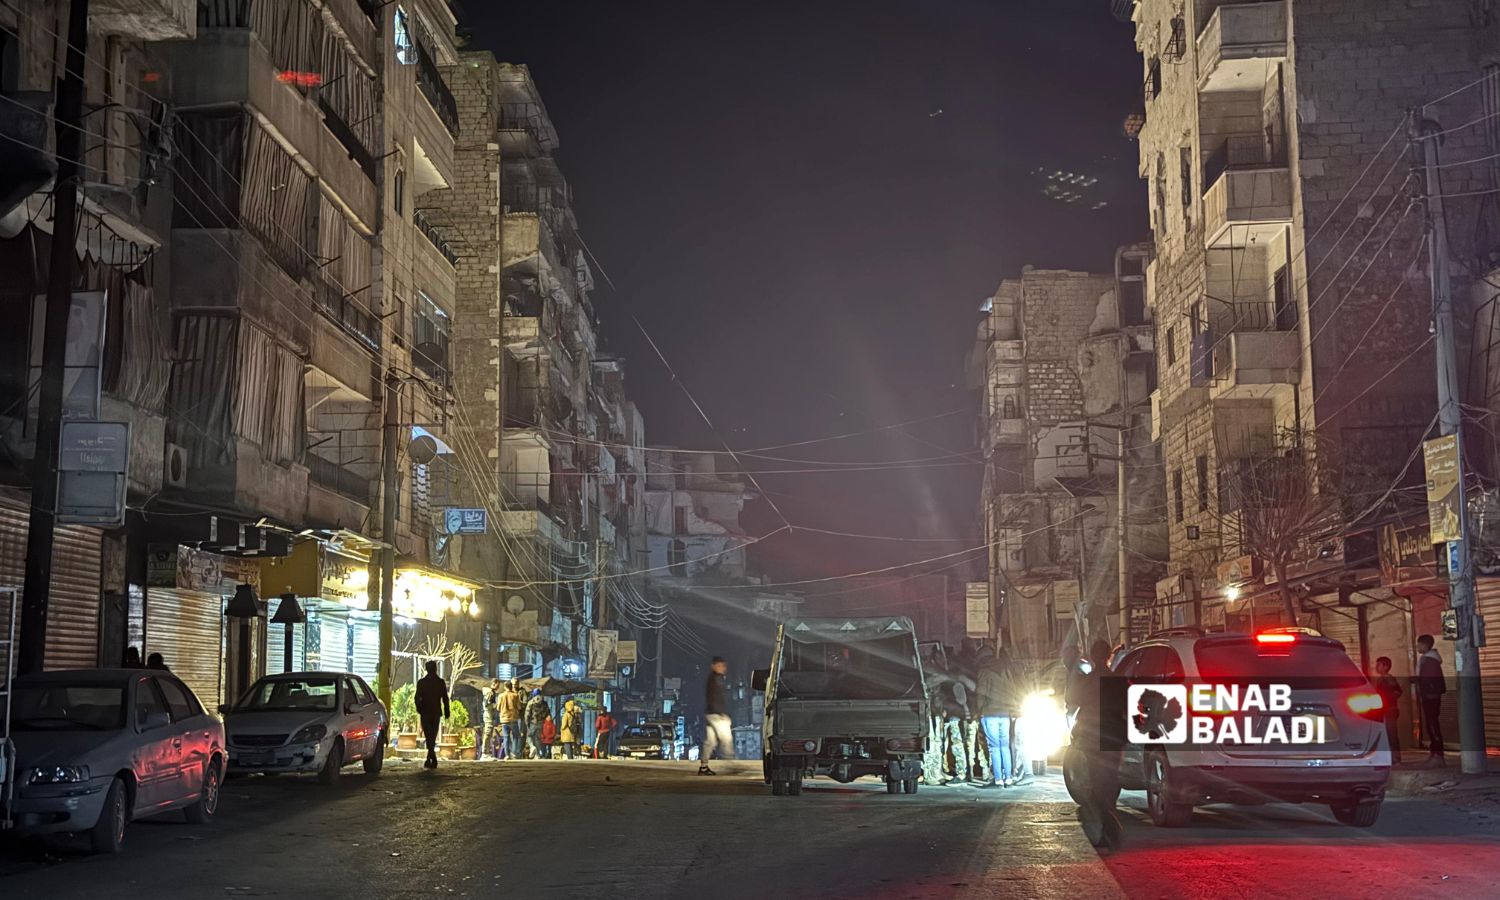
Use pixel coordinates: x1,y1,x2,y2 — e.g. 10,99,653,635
1117,424,1130,648
20,0,91,675
1415,111,1488,774
377,370,401,711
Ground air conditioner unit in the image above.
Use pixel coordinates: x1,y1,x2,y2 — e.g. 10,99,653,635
164,442,189,489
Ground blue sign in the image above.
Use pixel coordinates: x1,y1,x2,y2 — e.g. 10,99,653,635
442,508,488,535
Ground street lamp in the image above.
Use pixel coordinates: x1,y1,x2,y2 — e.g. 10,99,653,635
225,583,260,702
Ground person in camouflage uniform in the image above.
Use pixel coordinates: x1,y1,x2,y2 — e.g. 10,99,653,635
922,648,977,784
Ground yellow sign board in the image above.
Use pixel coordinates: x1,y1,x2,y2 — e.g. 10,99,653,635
1424,434,1462,544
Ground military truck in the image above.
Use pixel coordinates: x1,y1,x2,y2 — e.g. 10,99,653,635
752,617,928,796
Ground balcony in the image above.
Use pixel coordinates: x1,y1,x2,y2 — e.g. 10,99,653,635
1202,137,1291,248
1198,2,1288,93
413,208,460,267
498,102,559,158
1210,330,1301,401
311,276,382,354
499,502,563,547
92,0,194,40
415,40,460,138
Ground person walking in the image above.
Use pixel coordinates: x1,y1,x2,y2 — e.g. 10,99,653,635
699,656,734,775
1415,634,1447,766
560,699,583,759
541,713,557,758
498,679,524,761
480,678,501,760
975,646,1024,788
1372,656,1403,764
415,660,451,770
524,688,548,759
595,709,617,759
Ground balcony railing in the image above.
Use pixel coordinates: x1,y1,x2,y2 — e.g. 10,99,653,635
312,276,381,351
414,40,460,138
1203,134,1287,190
413,208,460,267
306,432,373,504
499,102,550,145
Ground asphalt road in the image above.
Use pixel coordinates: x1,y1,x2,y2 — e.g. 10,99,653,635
3,759,1498,899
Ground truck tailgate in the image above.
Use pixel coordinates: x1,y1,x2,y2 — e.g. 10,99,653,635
776,699,925,737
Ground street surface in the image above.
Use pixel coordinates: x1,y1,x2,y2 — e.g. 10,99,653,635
3,759,1498,899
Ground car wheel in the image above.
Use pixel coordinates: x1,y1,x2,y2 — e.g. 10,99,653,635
903,777,919,794
363,733,386,775
771,778,787,796
885,776,900,794
1145,751,1192,827
184,759,221,824
1331,798,1382,827
319,739,344,786
89,777,128,854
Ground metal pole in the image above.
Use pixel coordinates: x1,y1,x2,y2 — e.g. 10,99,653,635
1416,112,1488,774
19,0,90,675
377,371,400,711
1117,423,1130,648
283,623,294,674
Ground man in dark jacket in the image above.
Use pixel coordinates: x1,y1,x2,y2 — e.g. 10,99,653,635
1372,656,1403,763
415,660,450,769
699,656,733,775
1415,634,1446,765
1071,639,1123,851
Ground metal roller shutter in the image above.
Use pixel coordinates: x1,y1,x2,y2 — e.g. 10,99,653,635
349,613,379,682
265,594,307,674
146,587,224,710
1475,578,1500,750
311,607,348,672
0,490,103,670
1317,601,1365,669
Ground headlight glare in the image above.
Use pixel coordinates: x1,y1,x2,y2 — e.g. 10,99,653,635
29,765,90,784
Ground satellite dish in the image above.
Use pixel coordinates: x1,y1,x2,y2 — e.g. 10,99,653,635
409,433,439,464
506,595,526,615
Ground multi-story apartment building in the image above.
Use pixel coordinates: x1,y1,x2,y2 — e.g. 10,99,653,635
971,260,1165,657
435,54,651,683
1124,0,1495,644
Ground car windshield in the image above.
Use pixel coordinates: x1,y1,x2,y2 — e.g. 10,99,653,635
777,635,923,700
12,683,126,731
623,726,660,739
1193,638,1368,689
236,677,339,712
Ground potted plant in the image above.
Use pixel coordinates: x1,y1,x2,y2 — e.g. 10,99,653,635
391,683,420,750
448,702,476,760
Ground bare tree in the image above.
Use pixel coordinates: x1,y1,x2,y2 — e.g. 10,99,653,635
1211,430,1343,625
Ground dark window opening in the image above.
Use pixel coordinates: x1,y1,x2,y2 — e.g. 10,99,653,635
394,168,406,217
1166,326,1177,366
1173,469,1185,523
1273,265,1296,331
1196,454,1210,512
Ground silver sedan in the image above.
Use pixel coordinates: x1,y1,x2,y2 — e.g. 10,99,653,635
222,672,387,783
7,669,225,853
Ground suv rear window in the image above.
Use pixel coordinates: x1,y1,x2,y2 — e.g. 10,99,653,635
1193,638,1367,688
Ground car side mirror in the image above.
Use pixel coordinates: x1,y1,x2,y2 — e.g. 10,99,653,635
141,710,171,731
345,701,358,714
751,668,770,692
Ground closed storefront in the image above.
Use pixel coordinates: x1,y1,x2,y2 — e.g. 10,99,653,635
266,593,308,674
145,586,224,708
349,612,380,683
0,489,103,670
1474,578,1500,750
311,604,349,671
146,544,263,710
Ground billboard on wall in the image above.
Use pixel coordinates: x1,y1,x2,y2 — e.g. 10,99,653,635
965,582,990,638
1425,434,1462,544
588,629,619,680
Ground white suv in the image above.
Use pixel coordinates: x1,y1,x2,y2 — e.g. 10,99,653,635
1111,629,1391,827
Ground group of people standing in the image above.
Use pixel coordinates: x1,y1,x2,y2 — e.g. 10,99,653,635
1371,633,1451,766
922,644,1036,788
480,678,608,760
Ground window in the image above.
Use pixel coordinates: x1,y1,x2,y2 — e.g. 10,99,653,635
411,291,451,379
1166,326,1177,365
669,539,686,572
135,678,169,730
1146,58,1162,101
0,27,19,93
1188,302,1203,336
394,7,417,65
1173,469,1184,523
236,677,339,712
1154,153,1167,237
394,168,405,217
1196,454,1210,512
1165,15,1187,62
156,678,198,722
343,677,365,708
1180,145,1193,226
674,506,687,535
1001,394,1019,420
354,677,377,705
1273,265,1296,331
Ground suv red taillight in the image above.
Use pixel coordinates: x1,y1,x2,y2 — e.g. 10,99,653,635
1346,691,1385,722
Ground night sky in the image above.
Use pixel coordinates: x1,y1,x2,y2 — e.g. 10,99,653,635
471,1,1149,582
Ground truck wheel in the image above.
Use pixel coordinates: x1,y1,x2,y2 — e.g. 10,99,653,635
1032,759,1047,777
903,777,919,794
885,777,900,794
772,779,787,796
787,774,803,796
